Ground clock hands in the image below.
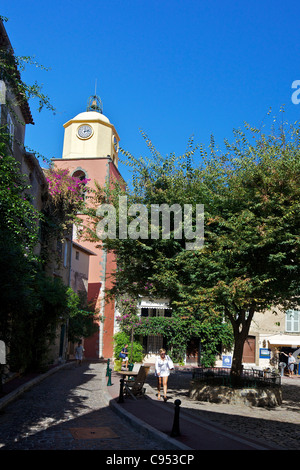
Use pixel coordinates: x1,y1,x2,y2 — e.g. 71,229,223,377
78,125,92,139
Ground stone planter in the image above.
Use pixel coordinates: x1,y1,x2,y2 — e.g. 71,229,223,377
189,380,282,407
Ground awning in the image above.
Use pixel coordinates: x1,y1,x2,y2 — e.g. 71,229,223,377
268,334,300,347
138,299,171,310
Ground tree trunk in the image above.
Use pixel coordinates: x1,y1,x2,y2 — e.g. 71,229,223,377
228,306,255,386
230,331,248,385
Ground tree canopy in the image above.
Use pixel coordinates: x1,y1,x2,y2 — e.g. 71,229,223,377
86,121,300,376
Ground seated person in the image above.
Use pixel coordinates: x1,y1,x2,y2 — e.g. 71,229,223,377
119,344,129,369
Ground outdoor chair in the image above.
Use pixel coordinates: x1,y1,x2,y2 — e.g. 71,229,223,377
123,365,150,399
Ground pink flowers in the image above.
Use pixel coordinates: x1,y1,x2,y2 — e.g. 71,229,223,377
144,281,153,290
45,168,90,201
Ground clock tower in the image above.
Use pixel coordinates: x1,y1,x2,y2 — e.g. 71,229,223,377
61,95,119,165
52,95,121,360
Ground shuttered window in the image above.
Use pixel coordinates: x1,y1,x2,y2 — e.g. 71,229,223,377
286,310,300,332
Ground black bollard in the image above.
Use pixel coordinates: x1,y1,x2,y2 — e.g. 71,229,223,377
118,378,124,403
107,368,112,386
171,399,181,437
106,358,110,377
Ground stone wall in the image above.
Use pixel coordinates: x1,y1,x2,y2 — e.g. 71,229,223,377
189,380,282,407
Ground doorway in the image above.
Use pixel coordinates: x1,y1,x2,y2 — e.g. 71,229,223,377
186,337,200,365
243,336,256,363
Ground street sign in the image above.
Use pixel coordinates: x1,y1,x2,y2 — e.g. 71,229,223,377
222,355,232,368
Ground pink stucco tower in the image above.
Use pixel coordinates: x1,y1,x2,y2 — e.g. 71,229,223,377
53,95,121,359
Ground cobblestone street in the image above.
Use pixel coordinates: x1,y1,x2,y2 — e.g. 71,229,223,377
0,361,299,451
0,362,161,450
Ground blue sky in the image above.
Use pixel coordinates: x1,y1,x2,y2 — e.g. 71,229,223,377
2,1,300,184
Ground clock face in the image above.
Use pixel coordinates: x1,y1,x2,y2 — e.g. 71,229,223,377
77,124,93,139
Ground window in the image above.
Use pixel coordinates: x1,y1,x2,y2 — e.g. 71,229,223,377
286,310,300,332
72,169,87,180
72,169,88,202
7,111,14,146
75,251,80,260
57,240,63,257
140,308,166,317
147,335,163,354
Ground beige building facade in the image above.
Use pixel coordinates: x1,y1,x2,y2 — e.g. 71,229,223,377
215,308,300,372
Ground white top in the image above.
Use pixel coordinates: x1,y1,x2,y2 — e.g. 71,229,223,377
155,355,174,377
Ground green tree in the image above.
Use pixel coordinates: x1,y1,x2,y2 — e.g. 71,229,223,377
85,133,233,363
0,151,41,258
0,148,43,371
66,288,98,344
9,270,70,372
86,122,300,379
177,122,300,379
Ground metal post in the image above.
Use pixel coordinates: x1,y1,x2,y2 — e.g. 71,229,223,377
279,362,285,377
118,378,124,403
107,368,112,386
171,399,181,437
130,326,134,363
106,358,110,377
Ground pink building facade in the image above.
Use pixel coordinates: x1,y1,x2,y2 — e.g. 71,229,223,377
53,98,121,359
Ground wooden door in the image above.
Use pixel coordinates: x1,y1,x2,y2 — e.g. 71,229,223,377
243,336,256,363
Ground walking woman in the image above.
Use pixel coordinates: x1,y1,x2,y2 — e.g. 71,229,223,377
75,340,84,366
155,348,174,402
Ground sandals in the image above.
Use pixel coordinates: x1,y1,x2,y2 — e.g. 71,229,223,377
158,393,168,402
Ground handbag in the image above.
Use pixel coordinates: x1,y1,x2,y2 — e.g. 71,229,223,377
166,355,174,371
